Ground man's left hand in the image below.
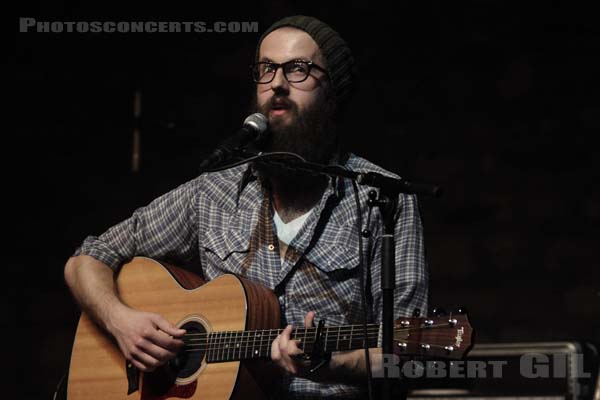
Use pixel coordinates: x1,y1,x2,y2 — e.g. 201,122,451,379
270,311,316,375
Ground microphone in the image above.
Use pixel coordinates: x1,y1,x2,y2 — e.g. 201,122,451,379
199,113,268,171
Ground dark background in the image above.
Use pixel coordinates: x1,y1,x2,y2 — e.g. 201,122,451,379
11,1,600,398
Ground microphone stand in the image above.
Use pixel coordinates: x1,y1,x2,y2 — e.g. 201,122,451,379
237,151,441,400
369,184,399,400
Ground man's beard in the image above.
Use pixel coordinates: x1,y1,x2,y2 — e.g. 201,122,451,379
249,92,339,187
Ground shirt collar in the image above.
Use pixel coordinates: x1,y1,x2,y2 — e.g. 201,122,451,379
236,165,258,206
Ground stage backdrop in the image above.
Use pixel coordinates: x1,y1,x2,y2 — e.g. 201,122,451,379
12,2,600,398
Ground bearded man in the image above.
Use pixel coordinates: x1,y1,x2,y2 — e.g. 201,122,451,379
64,15,428,399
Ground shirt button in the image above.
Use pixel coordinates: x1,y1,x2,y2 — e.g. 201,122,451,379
268,244,275,251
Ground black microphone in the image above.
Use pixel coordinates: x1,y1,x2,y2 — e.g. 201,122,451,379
199,113,268,171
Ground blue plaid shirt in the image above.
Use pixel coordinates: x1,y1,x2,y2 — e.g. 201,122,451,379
74,153,429,399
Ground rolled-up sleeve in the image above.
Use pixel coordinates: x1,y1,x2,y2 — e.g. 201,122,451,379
73,177,201,270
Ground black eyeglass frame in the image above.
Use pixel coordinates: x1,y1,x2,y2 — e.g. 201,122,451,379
250,59,329,84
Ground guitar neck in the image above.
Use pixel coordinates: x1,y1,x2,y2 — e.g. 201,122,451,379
202,324,380,363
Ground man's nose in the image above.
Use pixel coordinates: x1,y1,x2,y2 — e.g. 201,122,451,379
270,67,289,93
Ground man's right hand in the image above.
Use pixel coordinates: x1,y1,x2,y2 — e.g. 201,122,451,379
64,256,186,372
107,306,186,372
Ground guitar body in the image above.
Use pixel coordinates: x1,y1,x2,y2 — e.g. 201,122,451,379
67,257,281,400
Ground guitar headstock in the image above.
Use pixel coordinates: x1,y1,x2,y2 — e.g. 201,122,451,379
393,312,474,360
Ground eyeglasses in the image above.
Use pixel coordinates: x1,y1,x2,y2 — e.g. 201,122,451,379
251,59,328,84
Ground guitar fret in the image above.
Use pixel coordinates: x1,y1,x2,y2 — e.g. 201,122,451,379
224,331,228,360
207,332,212,362
212,331,217,362
259,331,264,358
261,331,268,358
213,332,218,362
205,333,209,362
257,330,262,358
233,331,238,360
213,331,218,362
271,330,277,357
265,331,270,358
228,331,232,360
226,331,231,360
239,331,244,360
269,330,277,357
235,331,239,360
222,331,227,361
231,331,236,361
225,331,230,361
269,330,278,357
304,328,312,354
302,326,307,352
227,331,232,361
344,328,350,350
217,332,223,360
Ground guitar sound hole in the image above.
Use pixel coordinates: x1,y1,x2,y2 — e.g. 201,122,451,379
172,321,206,379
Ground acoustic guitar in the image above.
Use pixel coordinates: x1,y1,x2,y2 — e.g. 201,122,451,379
67,257,473,399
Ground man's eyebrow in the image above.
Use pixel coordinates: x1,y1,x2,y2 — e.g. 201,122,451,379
259,57,274,63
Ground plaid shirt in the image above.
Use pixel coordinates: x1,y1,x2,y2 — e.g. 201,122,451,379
74,153,428,399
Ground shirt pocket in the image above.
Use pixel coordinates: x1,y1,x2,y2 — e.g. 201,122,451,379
202,228,251,276
307,245,359,275
287,246,363,326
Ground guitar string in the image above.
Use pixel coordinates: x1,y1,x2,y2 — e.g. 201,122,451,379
183,339,380,355
183,333,381,348
177,323,462,359
183,327,380,341
183,327,379,353
180,323,458,340
183,338,459,358
181,325,378,338
180,326,457,353
182,334,458,354
182,338,462,359
182,334,441,351
181,328,381,345
183,339,458,357
180,323,456,344
182,329,382,347
181,321,460,336
182,329,381,345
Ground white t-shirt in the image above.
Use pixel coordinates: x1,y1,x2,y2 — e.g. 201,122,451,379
273,208,312,263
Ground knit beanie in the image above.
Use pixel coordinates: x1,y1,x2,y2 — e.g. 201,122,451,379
255,15,356,103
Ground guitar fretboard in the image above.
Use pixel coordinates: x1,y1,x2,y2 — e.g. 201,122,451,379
189,324,380,363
